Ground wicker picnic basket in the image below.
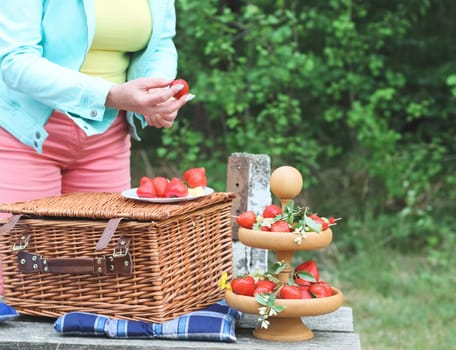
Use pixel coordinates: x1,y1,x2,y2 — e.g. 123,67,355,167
0,191,236,322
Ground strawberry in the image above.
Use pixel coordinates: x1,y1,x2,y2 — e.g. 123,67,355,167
270,220,291,232
236,211,257,229
309,213,329,231
152,176,169,198
279,285,302,299
254,280,276,295
231,275,255,296
182,167,207,188
294,259,320,282
164,177,188,198
300,286,313,299
262,204,283,218
260,225,271,232
136,178,156,198
309,281,333,298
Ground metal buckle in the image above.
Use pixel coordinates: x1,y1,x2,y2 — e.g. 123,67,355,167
113,236,130,257
13,234,31,251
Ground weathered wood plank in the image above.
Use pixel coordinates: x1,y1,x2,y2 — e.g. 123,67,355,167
0,307,360,350
240,306,354,332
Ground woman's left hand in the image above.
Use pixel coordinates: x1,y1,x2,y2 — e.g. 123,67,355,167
145,109,178,128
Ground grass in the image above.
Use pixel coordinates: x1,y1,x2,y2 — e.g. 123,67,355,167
334,247,456,350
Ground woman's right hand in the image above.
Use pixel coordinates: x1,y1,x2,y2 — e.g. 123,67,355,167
105,77,194,128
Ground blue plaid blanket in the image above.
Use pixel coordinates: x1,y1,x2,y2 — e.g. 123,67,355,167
0,302,18,322
54,300,240,343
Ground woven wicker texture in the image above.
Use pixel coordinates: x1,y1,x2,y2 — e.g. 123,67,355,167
0,192,234,221
0,192,236,322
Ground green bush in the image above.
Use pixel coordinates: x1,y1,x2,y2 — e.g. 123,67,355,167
132,0,456,255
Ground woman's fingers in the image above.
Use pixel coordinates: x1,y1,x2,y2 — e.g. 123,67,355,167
105,77,196,129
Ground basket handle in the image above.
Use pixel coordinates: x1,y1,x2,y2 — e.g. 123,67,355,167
16,236,132,276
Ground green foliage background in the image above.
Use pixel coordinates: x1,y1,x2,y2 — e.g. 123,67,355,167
133,0,455,258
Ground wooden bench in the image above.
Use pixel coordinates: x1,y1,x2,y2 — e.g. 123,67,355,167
0,306,361,349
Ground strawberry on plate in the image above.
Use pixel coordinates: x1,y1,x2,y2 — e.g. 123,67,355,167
182,167,207,188
164,177,188,198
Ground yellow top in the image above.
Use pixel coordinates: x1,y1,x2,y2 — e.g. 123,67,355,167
80,0,152,83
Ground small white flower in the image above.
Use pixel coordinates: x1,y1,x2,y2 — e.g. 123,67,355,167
258,307,267,315
262,218,274,227
261,319,270,329
269,309,278,316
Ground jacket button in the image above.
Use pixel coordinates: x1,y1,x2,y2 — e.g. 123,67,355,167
90,110,97,117
35,131,41,139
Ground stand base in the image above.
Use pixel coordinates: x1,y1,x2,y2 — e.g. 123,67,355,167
252,316,314,341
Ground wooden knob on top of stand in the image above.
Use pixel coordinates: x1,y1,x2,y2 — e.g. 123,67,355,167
270,166,303,208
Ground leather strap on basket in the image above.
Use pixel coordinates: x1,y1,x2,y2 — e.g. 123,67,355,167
16,236,132,276
0,214,22,235
96,217,124,251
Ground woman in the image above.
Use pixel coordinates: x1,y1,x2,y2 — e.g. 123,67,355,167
0,0,193,294
0,0,193,204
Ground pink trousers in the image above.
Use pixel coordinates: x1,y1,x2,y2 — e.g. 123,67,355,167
0,110,132,294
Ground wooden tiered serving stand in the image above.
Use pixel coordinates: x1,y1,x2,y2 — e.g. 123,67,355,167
225,166,343,341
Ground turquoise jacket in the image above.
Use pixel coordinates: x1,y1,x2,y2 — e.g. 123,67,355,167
0,0,177,153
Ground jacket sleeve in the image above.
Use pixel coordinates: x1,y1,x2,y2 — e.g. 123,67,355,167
0,1,112,122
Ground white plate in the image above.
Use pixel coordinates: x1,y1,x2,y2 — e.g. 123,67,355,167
121,187,214,203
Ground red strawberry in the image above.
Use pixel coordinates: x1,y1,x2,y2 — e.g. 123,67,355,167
300,286,313,299
236,211,257,229
139,176,153,187
294,259,320,283
260,225,271,232
309,281,333,298
136,178,156,198
182,167,207,188
262,204,283,218
164,177,188,198
280,285,310,299
270,220,291,232
231,275,255,296
309,213,329,231
152,176,169,198
254,280,275,295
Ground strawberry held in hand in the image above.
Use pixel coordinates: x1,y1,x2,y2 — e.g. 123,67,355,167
170,79,190,99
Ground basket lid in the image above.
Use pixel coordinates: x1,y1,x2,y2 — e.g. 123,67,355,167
0,192,236,221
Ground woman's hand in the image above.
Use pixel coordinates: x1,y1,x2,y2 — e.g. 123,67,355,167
105,77,194,128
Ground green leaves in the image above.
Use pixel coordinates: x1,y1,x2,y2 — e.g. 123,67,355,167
132,0,456,255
